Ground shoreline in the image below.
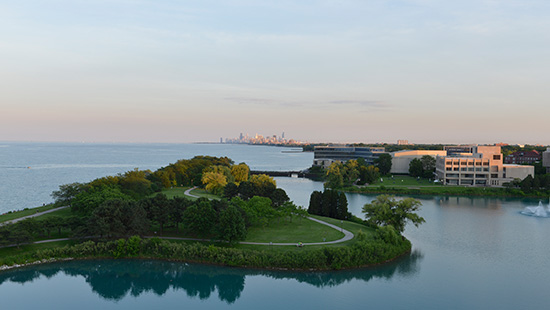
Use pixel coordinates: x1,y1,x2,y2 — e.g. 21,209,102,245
0,244,412,273
337,186,550,199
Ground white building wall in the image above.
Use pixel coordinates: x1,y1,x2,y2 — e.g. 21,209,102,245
390,150,447,174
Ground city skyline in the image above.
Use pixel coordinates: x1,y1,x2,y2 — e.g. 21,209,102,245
1,1,549,145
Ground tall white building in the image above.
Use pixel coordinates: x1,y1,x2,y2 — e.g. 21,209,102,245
435,145,533,186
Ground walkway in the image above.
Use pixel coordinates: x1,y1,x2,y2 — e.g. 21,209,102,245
183,186,200,199
1,190,355,248
0,206,69,227
180,188,355,246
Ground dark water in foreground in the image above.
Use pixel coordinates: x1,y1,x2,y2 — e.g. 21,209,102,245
1,143,549,309
0,258,422,310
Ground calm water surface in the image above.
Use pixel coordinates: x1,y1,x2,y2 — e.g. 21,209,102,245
1,143,549,309
0,142,312,213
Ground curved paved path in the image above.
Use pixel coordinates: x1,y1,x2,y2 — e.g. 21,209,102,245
183,186,200,199
1,190,355,248
181,188,355,246
0,206,69,227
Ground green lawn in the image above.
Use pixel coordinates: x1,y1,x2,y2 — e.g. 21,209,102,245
244,217,344,243
156,187,220,200
0,240,74,264
35,207,73,220
156,187,192,199
189,188,221,200
367,175,442,188
0,204,60,223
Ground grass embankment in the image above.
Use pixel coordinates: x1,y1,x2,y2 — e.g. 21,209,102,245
243,217,344,243
0,204,59,223
155,187,221,201
0,187,409,270
346,175,541,198
0,211,407,271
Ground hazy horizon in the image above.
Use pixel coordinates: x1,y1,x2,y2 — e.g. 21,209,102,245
1,1,549,145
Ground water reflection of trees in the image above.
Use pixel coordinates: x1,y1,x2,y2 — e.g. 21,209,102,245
0,251,423,304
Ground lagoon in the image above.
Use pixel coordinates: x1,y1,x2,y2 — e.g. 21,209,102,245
1,143,549,309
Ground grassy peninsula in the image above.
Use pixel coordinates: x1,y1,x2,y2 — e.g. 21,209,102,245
0,156,413,271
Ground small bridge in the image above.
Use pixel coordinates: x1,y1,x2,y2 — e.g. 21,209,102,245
250,170,313,178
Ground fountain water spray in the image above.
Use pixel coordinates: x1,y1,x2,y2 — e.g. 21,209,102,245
521,199,550,218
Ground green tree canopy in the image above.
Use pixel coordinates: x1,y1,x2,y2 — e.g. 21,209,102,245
218,205,247,243
71,185,132,216
362,195,425,233
375,154,392,175
409,158,423,178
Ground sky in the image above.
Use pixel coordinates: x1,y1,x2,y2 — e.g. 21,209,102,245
1,0,549,145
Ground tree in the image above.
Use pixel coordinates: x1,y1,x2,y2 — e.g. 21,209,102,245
409,158,424,178
242,196,275,228
362,195,425,233
218,205,247,243
223,183,239,199
359,165,380,184
231,163,250,184
343,159,360,185
269,188,290,207
308,190,348,220
119,168,153,198
145,194,172,235
420,155,436,179
375,153,392,175
171,197,191,233
308,191,323,215
71,185,131,216
249,174,277,197
325,162,344,188
88,200,125,238
183,199,218,236
204,165,235,184
237,181,256,200
202,171,228,195
51,182,86,205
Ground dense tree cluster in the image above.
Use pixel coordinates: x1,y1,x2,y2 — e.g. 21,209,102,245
150,156,234,188
506,174,550,195
308,190,349,220
374,154,393,175
4,161,300,247
408,155,436,179
324,160,380,188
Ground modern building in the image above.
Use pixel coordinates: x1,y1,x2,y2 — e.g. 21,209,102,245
504,150,541,164
313,145,386,168
436,145,534,187
543,148,550,173
390,150,447,174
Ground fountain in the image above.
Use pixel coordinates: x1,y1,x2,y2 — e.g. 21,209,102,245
521,199,550,218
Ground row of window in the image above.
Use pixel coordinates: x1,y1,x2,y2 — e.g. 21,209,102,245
446,167,489,172
445,161,490,166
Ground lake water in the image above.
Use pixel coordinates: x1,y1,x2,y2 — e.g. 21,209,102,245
1,143,549,309
0,142,312,213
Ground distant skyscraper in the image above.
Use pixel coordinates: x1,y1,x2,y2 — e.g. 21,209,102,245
282,132,285,139
240,133,243,140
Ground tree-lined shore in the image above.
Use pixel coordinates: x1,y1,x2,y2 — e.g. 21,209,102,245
0,155,418,271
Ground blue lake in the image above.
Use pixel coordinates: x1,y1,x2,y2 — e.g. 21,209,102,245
0,143,549,309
